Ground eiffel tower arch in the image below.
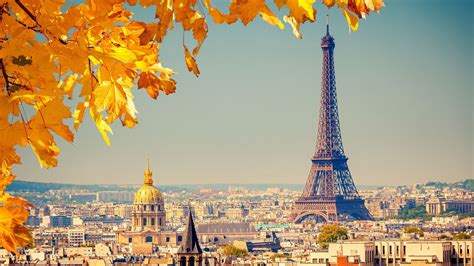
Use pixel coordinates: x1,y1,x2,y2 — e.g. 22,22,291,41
291,24,372,223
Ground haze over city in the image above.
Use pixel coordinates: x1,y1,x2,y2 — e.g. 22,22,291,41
15,0,472,186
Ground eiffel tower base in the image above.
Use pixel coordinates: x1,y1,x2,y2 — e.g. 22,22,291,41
290,196,372,223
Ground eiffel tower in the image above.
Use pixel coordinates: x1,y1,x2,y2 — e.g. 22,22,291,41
291,22,372,223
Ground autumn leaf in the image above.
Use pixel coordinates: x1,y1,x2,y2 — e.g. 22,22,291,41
342,7,359,31
0,162,15,194
284,15,302,39
138,72,160,99
0,205,31,255
285,0,317,22
184,46,200,77
89,106,113,146
323,0,335,8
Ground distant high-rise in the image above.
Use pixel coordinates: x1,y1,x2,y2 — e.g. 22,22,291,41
291,23,372,223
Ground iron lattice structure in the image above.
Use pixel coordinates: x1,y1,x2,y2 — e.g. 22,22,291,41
292,26,372,223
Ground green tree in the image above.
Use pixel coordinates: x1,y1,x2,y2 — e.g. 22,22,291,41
398,205,430,220
222,245,248,257
453,232,471,240
270,253,289,260
317,224,348,248
403,226,424,237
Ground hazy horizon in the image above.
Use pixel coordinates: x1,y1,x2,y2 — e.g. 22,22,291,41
14,0,473,186
13,177,472,187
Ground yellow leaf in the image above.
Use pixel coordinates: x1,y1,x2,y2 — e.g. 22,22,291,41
89,106,113,146
0,205,31,254
93,80,127,122
73,102,87,131
274,0,287,9
139,22,158,45
227,0,282,29
342,8,359,31
138,72,160,99
0,162,15,193
184,46,200,77
365,0,384,11
108,47,137,64
323,0,336,8
59,74,79,100
192,18,208,56
27,131,60,168
32,99,74,143
260,5,284,29
284,16,302,39
286,0,316,22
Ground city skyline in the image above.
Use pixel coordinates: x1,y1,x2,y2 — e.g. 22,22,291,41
14,0,473,186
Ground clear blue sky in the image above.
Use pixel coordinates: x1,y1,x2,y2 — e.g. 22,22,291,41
16,0,473,186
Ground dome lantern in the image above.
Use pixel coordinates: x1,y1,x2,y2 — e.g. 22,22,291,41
133,159,162,204
144,158,153,186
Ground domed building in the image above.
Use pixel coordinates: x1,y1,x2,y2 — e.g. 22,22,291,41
116,160,183,252
132,160,166,232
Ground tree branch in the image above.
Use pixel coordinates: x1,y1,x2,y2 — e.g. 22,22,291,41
14,0,40,27
0,59,10,94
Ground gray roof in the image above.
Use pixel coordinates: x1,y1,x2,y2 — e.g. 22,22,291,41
197,223,256,234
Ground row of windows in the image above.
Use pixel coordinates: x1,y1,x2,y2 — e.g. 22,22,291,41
137,205,163,211
454,246,470,255
375,245,407,256
128,235,182,243
141,217,162,226
374,245,471,257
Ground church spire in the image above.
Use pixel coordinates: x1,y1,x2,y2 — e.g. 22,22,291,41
144,159,153,186
178,210,202,254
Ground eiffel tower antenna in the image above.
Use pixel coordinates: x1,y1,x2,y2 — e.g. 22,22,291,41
326,13,329,34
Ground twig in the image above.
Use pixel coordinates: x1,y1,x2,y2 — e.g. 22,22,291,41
14,0,40,27
0,59,10,94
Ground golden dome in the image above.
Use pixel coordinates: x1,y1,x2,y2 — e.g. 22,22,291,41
133,159,162,204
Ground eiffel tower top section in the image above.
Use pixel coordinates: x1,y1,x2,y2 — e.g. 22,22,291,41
321,22,335,49
313,21,346,161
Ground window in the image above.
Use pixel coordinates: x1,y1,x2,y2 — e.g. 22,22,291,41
158,205,161,211
376,246,379,255
383,246,385,255
151,205,155,211
403,246,406,255
178,236,182,241
159,218,162,226
128,237,132,243
166,237,170,242
143,205,147,211
146,236,153,243
151,218,155,226
389,246,392,255
143,218,147,226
